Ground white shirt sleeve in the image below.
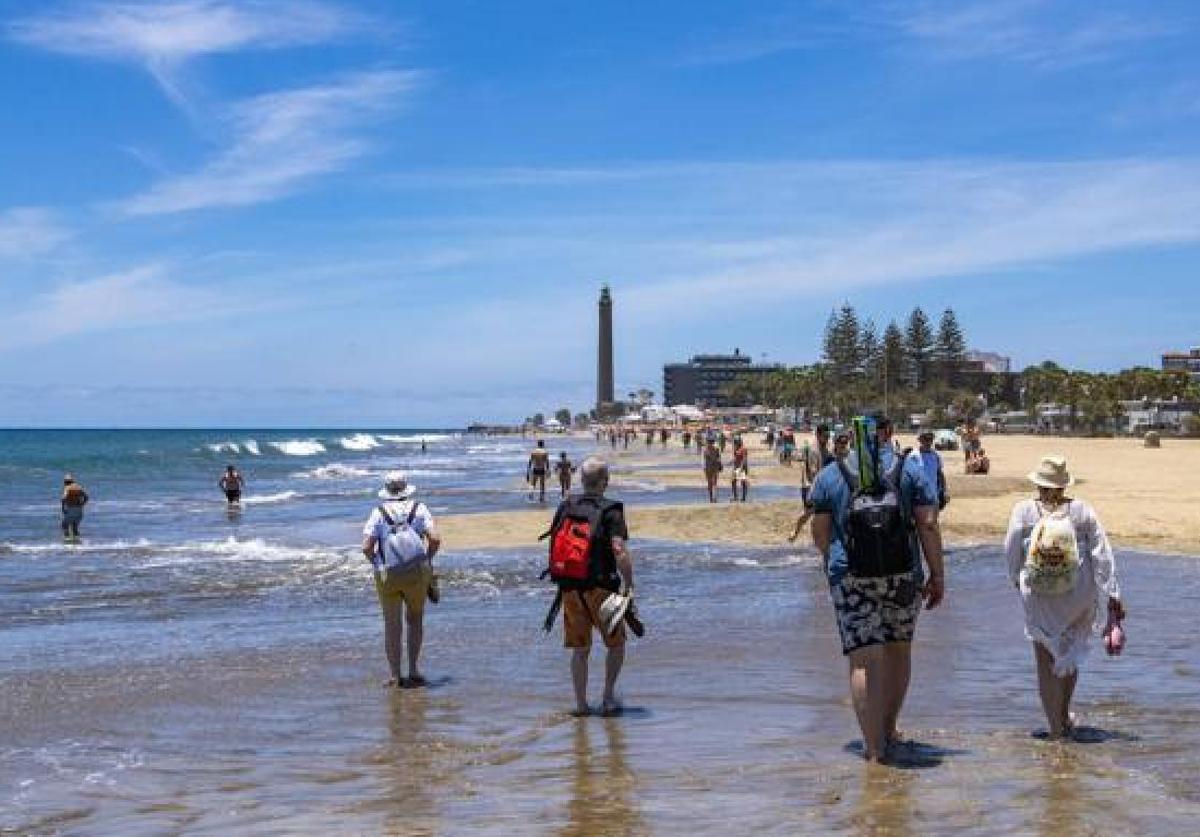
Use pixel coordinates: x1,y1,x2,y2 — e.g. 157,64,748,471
412,502,435,536
362,508,383,539
1081,501,1120,600
1003,501,1032,587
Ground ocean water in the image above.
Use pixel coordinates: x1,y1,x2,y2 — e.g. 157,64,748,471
2,430,1198,833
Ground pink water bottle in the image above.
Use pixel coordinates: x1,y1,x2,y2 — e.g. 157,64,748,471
1103,600,1126,656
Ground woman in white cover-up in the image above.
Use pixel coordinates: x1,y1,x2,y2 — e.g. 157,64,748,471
1003,455,1124,739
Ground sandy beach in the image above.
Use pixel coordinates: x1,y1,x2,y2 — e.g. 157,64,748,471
440,433,1200,555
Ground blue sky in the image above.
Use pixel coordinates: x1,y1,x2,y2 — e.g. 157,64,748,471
0,0,1198,427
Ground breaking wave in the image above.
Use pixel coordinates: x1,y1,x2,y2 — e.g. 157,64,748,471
270,440,326,456
240,491,301,506
295,463,372,480
340,433,382,451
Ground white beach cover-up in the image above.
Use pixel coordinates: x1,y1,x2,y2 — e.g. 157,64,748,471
1003,499,1120,676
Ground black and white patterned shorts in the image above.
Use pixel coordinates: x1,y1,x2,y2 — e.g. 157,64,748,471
830,572,920,655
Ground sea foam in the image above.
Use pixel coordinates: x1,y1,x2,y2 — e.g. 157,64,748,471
340,433,382,451
271,440,326,456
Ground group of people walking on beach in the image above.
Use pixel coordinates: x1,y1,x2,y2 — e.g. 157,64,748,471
361,414,1124,762
52,418,1127,763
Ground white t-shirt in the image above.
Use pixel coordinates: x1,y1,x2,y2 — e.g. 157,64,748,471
363,500,435,566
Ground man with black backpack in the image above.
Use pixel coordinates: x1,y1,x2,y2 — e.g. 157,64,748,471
542,457,636,716
361,471,442,689
809,415,945,763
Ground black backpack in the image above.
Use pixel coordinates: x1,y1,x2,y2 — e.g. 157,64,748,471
836,449,915,577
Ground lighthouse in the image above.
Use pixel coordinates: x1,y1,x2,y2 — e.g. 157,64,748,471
597,285,614,413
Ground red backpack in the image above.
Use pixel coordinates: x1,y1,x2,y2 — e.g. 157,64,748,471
544,497,619,586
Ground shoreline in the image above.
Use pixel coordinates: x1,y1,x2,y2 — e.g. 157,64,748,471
440,433,1200,556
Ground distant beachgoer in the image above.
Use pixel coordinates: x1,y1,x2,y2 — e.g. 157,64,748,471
1003,455,1124,740
780,427,796,466
809,415,945,763
219,465,244,506
814,424,834,467
623,429,632,450
718,429,728,454
528,440,551,502
60,474,89,541
765,427,776,450
421,439,428,454
682,429,692,450
644,428,654,448
913,431,948,509
542,457,635,716
966,446,991,475
361,472,442,688
730,437,750,502
660,427,669,448
555,452,576,498
703,437,723,503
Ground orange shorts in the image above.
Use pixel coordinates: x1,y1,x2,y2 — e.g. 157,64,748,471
562,588,626,649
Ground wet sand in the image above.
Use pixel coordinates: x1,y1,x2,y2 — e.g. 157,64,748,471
4,544,1198,834
442,434,1200,554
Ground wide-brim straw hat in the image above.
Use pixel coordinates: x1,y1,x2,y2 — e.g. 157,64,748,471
378,470,417,500
1028,455,1074,489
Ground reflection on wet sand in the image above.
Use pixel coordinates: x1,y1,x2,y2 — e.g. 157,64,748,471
851,764,914,836
561,718,643,837
355,690,442,835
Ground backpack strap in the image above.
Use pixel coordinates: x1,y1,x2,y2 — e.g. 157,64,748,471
377,504,397,530
406,501,421,526
542,588,563,633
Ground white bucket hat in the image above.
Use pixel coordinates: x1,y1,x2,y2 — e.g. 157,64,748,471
1028,455,1074,489
378,470,417,500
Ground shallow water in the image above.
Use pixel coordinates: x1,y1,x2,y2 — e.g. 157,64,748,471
2,539,1198,834
3,430,1198,833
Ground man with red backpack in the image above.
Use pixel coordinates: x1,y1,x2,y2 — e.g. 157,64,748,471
543,456,636,716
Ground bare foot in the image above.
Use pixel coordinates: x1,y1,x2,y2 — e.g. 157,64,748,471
600,698,623,717
570,706,591,718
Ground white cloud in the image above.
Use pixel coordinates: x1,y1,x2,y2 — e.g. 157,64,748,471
0,263,225,347
894,0,1174,69
117,70,420,215
0,207,71,259
8,0,368,105
8,0,359,62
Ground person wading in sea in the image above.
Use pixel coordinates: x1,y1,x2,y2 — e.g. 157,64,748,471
730,436,750,502
361,472,442,689
809,415,945,763
1003,455,1124,740
527,440,551,503
542,457,635,716
703,436,723,503
60,474,89,541
554,451,576,499
219,464,244,507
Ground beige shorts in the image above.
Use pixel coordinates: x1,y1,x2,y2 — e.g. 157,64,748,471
375,564,432,618
562,588,626,649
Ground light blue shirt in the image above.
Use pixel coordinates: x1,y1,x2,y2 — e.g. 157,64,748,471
915,449,942,497
808,444,937,585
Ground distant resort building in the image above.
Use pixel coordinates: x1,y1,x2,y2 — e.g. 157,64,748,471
663,349,780,408
965,349,1012,374
1162,345,1200,383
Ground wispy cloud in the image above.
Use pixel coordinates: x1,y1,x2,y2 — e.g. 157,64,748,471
116,70,420,215
0,263,227,347
894,0,1176,69
8,1,364,101
0,207,72,260
672,0,1181,70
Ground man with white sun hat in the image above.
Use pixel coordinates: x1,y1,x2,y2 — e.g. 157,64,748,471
361,471,442,688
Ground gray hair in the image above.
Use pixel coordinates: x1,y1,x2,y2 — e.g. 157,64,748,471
580,456,609,493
